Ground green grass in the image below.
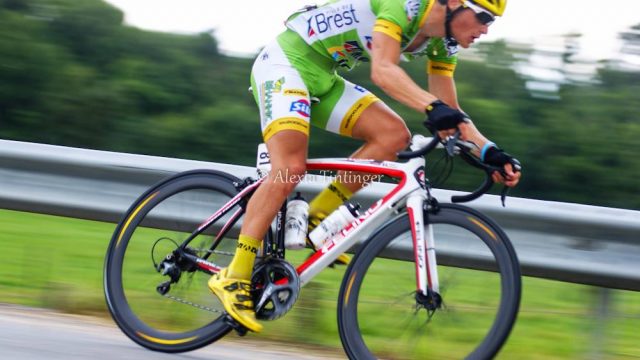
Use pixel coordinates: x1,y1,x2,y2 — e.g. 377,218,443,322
1,209,639,358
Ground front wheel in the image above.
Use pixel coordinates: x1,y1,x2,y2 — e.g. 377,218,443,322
338,204,521,360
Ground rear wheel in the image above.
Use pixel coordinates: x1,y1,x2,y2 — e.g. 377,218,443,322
338,204,521,360
104,170,252,352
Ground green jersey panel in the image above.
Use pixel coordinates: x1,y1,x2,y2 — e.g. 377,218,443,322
281,0,458,89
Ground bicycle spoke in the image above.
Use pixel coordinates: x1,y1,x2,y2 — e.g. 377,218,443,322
339,205,520,360
105,172,249,351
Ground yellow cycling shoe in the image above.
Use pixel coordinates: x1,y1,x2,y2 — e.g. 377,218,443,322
208,268,263,333
334,253,351,266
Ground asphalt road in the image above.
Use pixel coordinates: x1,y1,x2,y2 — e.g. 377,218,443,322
0,304,345,360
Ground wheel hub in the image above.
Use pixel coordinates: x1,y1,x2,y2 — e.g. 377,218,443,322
415,288,443,312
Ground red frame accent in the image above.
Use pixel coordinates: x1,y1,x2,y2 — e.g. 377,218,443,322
297,161,407,275
196,259,221,273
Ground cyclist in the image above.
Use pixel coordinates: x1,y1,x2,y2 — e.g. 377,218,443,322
209,0,521,332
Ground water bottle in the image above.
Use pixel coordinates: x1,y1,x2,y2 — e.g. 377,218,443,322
308,202,360,249
284,193,309,250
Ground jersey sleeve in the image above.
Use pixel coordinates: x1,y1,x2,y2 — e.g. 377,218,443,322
426,37,458,77
372,0,410,42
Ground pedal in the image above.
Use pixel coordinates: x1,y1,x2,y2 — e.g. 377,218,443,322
224,315,248,337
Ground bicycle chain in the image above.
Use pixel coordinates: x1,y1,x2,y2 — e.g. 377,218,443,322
162,293,223,314
205,250,234,257
156,248,241,314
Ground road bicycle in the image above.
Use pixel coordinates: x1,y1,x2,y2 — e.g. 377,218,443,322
104,133,521,359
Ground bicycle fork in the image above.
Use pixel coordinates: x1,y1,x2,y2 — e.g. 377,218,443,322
406,194,441,310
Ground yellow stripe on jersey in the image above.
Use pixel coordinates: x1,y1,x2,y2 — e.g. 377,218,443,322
373,19,402,42
339,94,379,136
428,60,456,77
263,117,310,141
419,0,437,28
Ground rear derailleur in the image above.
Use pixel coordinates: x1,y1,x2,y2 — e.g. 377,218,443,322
155,246,199,295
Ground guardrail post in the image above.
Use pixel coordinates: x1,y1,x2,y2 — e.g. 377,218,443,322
588,287,612,359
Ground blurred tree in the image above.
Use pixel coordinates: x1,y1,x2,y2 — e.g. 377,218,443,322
46,0,125,67
619,23,640,56
0,1,638,209
2,0,28,11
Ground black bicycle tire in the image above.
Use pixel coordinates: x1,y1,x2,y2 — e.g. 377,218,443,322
337,203,521,360
104,170,244,352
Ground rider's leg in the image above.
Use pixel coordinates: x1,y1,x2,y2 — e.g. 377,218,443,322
209,33,312,331
238,130,308,246
308,103,408,215
208,130,308,333
309,97,410,264
339,100,411,193
229,130,308,278
309,78,410,206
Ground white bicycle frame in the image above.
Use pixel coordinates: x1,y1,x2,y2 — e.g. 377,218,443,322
195,135,441,296
294,134,440,296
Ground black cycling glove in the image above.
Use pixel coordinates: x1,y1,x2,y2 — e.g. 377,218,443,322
424,100,467,132
483,146,522,172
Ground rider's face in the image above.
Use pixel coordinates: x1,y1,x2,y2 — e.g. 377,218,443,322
451,8,491,48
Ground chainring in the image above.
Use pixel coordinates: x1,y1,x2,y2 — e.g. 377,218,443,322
251,258,300,320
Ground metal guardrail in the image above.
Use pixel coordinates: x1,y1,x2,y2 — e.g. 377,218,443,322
1,139,639,291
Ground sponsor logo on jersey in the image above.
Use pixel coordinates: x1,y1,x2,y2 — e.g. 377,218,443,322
431,64,454,75
344,41,369,63
263,77,286,121
290,99,311,118
444,37,460,57
354,85,367,93
306,4,360,38
365,35,373,50
284,89,309,97
307,18,316,37
404,0,421,21
328,46,349,68
343,41,361,53
328,41,370,69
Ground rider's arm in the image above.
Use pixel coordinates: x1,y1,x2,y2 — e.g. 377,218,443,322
428,72,492,156
428,67,521,187
370,32,438,112
428,73,460,110
372,32,488,158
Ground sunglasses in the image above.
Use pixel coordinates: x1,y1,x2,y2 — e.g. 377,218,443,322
464,1,495,26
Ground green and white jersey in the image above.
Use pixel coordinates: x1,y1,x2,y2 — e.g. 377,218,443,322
284,0,458,76
250,0,461,142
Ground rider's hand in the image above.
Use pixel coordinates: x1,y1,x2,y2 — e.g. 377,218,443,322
424,100,468,137
483,146,522,188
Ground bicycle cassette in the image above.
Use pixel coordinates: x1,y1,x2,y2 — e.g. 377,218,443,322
251,258,300,320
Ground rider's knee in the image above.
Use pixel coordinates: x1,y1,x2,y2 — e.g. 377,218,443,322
393,126,412,152
379,122,411,153
284,162,307,179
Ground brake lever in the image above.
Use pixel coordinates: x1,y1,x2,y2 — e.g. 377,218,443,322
500,186,510,207
497,166,520,207
444,132,461,157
